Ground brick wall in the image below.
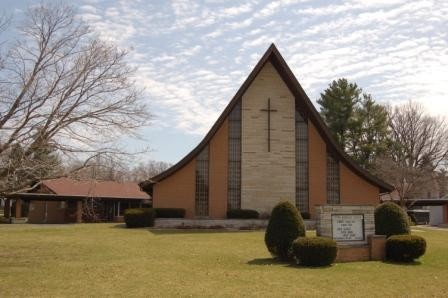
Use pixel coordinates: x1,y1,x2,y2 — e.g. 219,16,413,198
340,163,380,205
209,119,228,219
153,160,196,218
308,122,327,218
28,201,67,224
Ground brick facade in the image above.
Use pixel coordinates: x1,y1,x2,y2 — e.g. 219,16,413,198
149,45,392,219
335,235,386,263
308,122,327,218
340,163,379,204
209,119,229,219
153,159,196,218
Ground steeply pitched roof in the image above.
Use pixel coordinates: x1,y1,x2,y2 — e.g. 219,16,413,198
42,178,149,199
142,44,393,194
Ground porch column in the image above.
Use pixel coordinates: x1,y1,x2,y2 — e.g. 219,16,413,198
15,199,22,218
76,200,82,223
4,199,10,218
117,201,121,216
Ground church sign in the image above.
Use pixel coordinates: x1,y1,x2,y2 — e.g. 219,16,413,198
331,214,364,241
316,204,375,245
316,205,386,262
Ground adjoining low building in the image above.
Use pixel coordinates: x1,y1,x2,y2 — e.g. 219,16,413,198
4,178,150,224
381,196,448,226
381,181,448,225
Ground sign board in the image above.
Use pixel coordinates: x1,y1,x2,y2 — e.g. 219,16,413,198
331,214,364,241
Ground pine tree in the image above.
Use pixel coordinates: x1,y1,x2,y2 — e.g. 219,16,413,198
317,78,361,146
318,78,390,169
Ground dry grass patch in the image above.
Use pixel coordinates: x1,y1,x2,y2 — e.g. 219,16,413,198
0,224,447,297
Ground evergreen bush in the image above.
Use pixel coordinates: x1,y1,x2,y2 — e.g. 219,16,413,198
300,212,311,220
0,216,10,224
154,208,185,218
375,202,410,237
386,234,426,262
124,208,155,228
264,201,305,260
227,209,259,219
292,237,338,267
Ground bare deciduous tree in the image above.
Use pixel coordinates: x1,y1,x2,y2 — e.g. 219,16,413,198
65,158,170,183
0,4,149,194
127,160,171,182
375,101,448,206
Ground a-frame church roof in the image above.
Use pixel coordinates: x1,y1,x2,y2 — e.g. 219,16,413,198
141,44,393,194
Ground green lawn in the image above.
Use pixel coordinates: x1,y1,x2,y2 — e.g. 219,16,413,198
0,224,447,297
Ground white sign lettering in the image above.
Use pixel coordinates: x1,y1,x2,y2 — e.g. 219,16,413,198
332,214,364,241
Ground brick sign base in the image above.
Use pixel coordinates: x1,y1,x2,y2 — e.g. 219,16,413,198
316,204,386,262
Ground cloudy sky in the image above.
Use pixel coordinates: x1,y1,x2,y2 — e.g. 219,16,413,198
3,0,448,163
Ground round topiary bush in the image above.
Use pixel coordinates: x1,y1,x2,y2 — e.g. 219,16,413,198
375,202,410,237
292,237,338,267
264,201,305,261
386,234,426,262
124,208,155,228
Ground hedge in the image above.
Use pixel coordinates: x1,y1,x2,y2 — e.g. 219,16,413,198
227,209,259,219
292,237,338,267
154,208,186,218
124,208,155,228
375,202,410,237
386,234,426,262
300,212,311,220
264,201,305,261
0,216,10,224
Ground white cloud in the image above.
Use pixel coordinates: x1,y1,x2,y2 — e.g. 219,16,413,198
74,0,448,138
222,3,253,16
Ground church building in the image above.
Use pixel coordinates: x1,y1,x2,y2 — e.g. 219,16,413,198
141,44,394,219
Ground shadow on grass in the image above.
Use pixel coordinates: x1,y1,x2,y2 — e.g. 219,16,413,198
110,224,261,235
247,258,334,269
148,228,251,235
247,258,287,266
109,224,127,229
382,260,423,266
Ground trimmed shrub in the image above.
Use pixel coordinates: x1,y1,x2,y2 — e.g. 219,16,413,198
227,209,259,219
154,208,185,218
264,201,305,261
0,216,10,224
386,234,426,262
375,202,410,237
259,212,270,220
124,208,155,228
292,237,338,267
300,212,311,220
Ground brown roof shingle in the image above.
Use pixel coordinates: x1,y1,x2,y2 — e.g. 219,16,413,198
42,178,149,199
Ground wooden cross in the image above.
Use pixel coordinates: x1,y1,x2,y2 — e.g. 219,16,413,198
260,98,277,152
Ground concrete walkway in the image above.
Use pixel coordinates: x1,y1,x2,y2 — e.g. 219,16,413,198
413,225,448,232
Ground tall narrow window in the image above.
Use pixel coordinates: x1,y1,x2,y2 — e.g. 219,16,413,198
295,110,309,213
195,146,209,216
228,101,241,209
327,153,340,204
